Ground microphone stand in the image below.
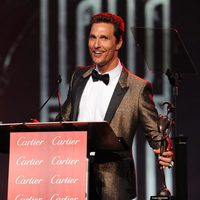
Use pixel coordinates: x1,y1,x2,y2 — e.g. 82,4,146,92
166,70,188,200
29,75,63,122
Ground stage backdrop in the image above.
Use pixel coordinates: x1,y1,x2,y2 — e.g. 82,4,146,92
0,0,200,199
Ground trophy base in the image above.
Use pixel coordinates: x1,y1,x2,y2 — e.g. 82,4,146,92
150,196,176,200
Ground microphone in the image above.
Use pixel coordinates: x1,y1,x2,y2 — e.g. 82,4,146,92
29,74,63,122
57,74,62,84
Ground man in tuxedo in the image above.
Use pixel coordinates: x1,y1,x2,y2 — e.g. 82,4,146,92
58,12,173,200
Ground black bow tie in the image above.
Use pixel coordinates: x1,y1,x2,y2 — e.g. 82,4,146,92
91,70,110,85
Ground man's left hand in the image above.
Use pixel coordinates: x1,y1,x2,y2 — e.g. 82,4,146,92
154,149,174,168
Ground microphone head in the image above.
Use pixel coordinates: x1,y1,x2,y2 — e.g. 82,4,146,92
57,75,62,84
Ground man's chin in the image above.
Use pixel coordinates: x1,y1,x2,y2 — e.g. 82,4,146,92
92,60,104,67
93,63,105,68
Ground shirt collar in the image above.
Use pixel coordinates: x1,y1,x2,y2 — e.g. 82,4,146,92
95,60,123,83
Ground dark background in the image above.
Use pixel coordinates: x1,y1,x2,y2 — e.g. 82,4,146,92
0,0,199,199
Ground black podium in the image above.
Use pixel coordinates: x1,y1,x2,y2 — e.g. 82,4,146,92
0,121,127,200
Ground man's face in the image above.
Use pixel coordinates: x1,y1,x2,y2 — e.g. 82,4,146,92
88,22,122,71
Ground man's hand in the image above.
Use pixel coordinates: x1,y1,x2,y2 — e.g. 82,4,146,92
154,148,174,168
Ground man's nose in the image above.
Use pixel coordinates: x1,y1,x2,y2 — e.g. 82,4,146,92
94,38,100,48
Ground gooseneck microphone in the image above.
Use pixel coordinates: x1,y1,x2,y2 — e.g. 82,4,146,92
29,74,63,122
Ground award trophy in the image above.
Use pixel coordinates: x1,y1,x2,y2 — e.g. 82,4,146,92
151,102,175,200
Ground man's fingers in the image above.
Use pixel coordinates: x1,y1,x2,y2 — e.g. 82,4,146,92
153,149,160,154
162,151,174,157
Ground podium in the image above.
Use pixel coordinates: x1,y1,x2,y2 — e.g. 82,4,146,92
0,121,127,200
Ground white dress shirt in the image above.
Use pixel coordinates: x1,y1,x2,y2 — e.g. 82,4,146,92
77,61,123,122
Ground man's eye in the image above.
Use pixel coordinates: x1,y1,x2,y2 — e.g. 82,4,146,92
89,35,96,40
101,36,108,40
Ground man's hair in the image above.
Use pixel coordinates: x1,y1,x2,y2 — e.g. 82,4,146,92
90,12,125,43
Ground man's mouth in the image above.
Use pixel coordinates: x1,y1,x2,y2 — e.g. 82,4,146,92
93,51,102,54
92,50,104,56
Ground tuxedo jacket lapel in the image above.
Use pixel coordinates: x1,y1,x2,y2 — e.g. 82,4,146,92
72,67,93,120
104,83,128,122
104,67,129,122
72,78,87,120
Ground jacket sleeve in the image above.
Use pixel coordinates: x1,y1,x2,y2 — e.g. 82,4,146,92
138,81,162,149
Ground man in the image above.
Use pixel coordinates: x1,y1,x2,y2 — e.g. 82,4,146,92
58,12,173,200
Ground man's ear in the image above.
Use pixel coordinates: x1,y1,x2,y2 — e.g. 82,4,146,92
116,37,123,51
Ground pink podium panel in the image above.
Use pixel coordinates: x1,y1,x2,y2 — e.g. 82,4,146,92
8,131,87,199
